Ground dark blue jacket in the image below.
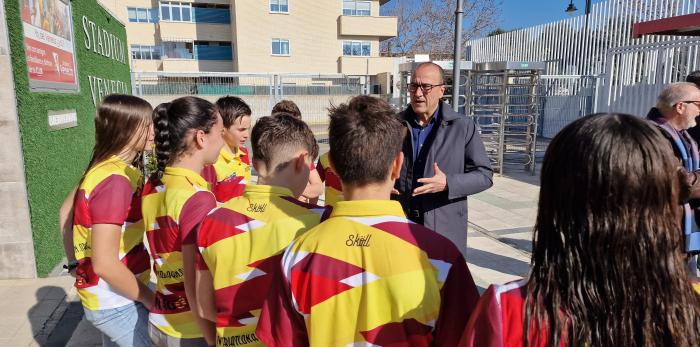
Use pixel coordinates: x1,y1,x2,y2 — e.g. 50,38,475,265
394,102,493,258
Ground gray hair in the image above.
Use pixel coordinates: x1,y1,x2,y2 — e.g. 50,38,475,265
657,82,700,113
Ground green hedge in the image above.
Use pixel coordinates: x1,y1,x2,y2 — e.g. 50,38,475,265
5,0,131,276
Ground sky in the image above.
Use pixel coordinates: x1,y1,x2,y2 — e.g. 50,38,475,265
493,0,603,32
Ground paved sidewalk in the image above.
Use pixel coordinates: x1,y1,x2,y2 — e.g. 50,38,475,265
0,275,98,347
466,172,539,291
0,172,540,346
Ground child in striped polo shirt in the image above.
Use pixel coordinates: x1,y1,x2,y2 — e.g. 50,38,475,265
257,95,480,346
202,96,252,203
196,114,324,346
142,96,224,347
65,94,155,346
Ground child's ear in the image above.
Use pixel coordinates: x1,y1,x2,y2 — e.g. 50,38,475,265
194,129,206,149
295,152,308,173
390,152,404,180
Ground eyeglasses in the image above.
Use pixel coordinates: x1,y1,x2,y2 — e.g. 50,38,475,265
681,100,700,107
407,83,444,93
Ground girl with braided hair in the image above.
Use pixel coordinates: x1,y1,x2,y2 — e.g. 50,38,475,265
141,96,224,347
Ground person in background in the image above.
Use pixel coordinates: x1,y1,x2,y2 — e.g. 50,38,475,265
202,96,252,203
461,113,700,347
647,82,700,275
316,151,343,206
63,94,155,346
257,95,479,346
142,96,224,346
271,100,323,203
271,99,301,119
196,114,323,346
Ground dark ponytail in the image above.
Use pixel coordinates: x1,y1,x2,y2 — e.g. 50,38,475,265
152,102,172,179
150,96,218,180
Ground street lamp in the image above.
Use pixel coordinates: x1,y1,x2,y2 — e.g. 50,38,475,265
564,0,592,16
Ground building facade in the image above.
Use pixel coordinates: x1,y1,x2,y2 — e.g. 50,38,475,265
100,0,397,75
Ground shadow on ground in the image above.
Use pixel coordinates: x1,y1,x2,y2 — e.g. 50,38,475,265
466,248,530,278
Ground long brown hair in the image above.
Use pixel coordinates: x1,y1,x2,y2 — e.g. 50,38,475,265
525,113,700,346
77,94,153,186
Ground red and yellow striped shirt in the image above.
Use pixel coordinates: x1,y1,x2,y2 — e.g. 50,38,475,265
257,200,479,346
197,185,325,346
72,156,150,311
316,152,343,206
142,167,217,338
203,147,251,203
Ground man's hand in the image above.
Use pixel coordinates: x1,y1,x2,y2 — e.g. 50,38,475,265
413,163,447,196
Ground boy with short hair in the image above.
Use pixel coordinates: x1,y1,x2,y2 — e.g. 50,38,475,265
196,114,324,346
256,95,480,346
202,96,252,203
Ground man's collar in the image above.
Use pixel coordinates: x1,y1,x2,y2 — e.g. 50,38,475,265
408,103,441,127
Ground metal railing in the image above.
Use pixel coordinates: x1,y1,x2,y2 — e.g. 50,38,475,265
466,0,699,75
131,71,379,134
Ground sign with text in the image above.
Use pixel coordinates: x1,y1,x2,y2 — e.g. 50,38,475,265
20,0,79,92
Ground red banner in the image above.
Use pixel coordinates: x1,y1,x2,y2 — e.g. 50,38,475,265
20,0,78,90
24,37,76,84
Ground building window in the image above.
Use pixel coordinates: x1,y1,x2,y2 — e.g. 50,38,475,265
130,45,161,60
160,1,192,22
343,41,370,56
270,0,289,13
128,7,158,23
272,39,290,56
342,0,371,16
162,42,194,59
191,4,231,24
194,41,234,60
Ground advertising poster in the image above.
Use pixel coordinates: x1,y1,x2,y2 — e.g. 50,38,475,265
20,0,79,91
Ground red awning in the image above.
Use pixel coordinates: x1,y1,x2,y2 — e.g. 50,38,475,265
632,12,700,38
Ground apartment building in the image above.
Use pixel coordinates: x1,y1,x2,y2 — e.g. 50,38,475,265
99,0,397,75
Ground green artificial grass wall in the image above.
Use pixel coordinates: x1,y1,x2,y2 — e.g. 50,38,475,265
4,0,131,276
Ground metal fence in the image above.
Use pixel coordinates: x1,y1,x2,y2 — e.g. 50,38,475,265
466,0,699,75
602,38,700,116
538,75,599,139
132,71,379,134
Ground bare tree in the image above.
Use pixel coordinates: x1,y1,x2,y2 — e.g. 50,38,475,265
381,0,499,57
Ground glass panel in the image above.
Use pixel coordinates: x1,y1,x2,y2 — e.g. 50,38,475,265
352,42,361,56
161,4,171,20
343,0,354,10
136,8,147,22
172,4,181,21
130,45,138,59
357,1,370,15
182,6,191,21
281,40,289,55
343,42,352,56
272,40,280,55
279,4,288,12
361,42,370,56
152,46,161,60
270,0,278,12
128,8,137,22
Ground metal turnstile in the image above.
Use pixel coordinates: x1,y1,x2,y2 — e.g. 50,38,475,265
470,61,544,175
